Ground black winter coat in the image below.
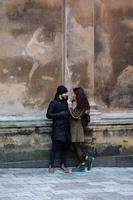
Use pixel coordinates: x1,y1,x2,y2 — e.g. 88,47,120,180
46,96,70,142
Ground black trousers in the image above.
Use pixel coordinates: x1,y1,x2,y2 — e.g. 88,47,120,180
49,140,69,168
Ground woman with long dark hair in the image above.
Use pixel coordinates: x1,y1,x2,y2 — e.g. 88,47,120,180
68,87,90,172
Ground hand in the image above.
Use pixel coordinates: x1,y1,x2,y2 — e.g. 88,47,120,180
60,111,69,116
67,100,72,108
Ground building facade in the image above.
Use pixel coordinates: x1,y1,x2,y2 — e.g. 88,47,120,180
0,0,133,167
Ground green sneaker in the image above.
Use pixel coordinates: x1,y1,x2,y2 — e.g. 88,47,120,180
72,164,85,172
85,156,94,171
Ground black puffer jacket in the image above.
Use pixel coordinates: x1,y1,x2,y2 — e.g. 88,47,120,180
46,96,70,142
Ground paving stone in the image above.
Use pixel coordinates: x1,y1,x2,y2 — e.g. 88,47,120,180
0,198,12,200
0,168,133,200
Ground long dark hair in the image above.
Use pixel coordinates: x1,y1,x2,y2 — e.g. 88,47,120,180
73,87,90,111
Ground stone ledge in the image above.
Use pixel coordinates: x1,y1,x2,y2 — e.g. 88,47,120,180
0,114,132,163
0,111,132,128
0,155,133,168
0,119,132,129
0,123,132,137
93,155,133,167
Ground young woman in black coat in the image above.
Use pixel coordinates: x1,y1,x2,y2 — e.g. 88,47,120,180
46,85,70,173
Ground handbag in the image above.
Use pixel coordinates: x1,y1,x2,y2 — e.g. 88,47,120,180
81,112,90,127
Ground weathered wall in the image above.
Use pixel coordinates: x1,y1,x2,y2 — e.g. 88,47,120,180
66,0,94,101
0,0,133,166
95,0,133,110
0,0,63,115
0,123,133,166
90,124,133,156
0,0,132,115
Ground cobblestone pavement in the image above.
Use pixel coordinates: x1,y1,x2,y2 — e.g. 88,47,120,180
0,167,133,200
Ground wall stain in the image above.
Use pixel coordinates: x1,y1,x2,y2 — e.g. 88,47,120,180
7,0,62,37
70,62,90,89
95,2,133,110
0,0,63,113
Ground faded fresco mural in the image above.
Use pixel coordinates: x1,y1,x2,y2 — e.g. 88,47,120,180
0,0,133,117
95,0,133,110
0,0,63,115
66,0,94,100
